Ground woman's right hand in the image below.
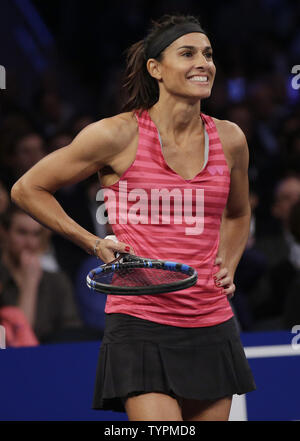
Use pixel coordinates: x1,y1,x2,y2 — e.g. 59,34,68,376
95,238,134,263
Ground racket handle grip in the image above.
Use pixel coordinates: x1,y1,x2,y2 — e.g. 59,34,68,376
104,235,119,258
104,235,118,243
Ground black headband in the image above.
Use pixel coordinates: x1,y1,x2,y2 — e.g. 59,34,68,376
145,23,206,59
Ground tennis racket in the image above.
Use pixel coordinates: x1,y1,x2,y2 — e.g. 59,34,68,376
86,253,198,295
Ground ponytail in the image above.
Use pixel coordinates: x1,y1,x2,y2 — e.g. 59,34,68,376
121,40,160,112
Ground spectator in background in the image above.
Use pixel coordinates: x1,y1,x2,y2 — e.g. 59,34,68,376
32,89,74,138
283,200,300,329
0,113,36,188
256,198,300,330
5,131,46,189
226,99,283,236
0,205,82,343
231,182,267,330
0,303,39,347
252,174,300,329
256,175,300,266
0,178,10,249
38,227,61,274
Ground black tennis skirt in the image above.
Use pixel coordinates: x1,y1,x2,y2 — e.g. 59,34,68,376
92,313,256,412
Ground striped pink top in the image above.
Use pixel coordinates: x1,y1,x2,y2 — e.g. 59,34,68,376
103,109,233,327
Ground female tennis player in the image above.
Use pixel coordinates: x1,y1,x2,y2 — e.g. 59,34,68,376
11,14,256,421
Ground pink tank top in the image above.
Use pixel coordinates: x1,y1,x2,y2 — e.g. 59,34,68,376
102,109,233,327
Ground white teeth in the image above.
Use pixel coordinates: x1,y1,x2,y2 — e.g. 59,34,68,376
189,76,208,82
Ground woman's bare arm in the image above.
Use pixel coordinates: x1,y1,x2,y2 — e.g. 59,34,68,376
11,114,137,258
214,120,251,297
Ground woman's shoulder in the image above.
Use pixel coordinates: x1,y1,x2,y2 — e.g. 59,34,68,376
212,117,246,144
87,111,138,152
93,112,137,135
211,117,248,155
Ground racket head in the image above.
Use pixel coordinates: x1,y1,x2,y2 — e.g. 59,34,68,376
86,254,198,295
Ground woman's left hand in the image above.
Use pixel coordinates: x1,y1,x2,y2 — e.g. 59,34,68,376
214,257,235,300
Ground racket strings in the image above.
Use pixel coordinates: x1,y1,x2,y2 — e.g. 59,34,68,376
93,267,189,288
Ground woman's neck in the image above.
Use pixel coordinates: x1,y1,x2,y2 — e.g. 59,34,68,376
148,96,202,142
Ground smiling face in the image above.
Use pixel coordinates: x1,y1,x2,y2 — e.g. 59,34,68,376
147,32,216,101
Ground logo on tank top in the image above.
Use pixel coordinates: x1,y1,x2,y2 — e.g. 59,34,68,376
96,181,205,235
207,166,224,175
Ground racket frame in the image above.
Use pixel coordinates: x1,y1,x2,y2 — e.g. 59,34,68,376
86,254,198,295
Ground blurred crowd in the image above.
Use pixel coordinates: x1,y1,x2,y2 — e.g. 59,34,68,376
0,0,300,347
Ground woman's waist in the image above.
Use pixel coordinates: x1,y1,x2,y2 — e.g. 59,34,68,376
112,226,220,263
102,311,236,345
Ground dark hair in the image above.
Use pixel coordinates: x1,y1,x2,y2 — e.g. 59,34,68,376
121,14,206,112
